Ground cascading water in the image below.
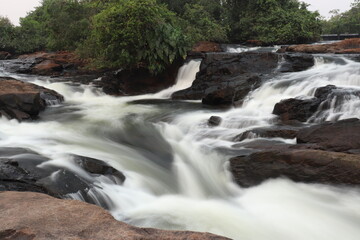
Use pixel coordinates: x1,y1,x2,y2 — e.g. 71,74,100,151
1,55,360,240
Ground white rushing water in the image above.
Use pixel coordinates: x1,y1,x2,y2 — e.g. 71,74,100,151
1,56,360,240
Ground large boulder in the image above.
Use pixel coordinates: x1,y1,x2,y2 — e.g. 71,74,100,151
278,53,315,72
284,38,360,54
297,118,360,153
230,148,360,187
0,191,229,240
99,58,183,96
0,77,64,121
172,52,279,105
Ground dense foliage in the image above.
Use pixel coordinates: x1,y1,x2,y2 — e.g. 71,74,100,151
323,0,360,34
1,0,322,73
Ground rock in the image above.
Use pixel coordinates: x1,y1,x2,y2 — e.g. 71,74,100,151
99,58,183,96
191,41,221,53
0,77,64,121
230,148,360,187
273,85,360,122
0,51,11,60
0,191,230,240
74,155,126,183
4,51,85,76
284,38,360,54
278,53,315,72
32,60,63,75
172,52,279,105
297,118,360,153
234,126,298,141
0,147,126,206
273,98,320,122
208,116,222,126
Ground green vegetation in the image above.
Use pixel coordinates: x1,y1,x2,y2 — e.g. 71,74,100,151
323,0,360,34
0,0,322,74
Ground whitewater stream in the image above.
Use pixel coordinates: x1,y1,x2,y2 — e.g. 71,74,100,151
1,54,360,240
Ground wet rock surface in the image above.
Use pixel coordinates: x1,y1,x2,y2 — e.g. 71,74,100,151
229,118,360,187
0,77,64,121
172,52,279,105
98,58,183,96
172,52,315,106
297,118,360,153
0,191,230,240
234,126,299,141
230,148,360,188
0,147,125,206
273,85,360,122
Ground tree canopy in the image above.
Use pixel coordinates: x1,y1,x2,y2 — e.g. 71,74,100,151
0,0,322,74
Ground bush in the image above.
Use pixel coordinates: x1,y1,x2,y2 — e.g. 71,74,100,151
86,0,189,74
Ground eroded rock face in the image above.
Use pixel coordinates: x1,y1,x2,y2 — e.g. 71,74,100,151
172,52,279,105
0,191,230,240
230,148,360,187
0,77,64,121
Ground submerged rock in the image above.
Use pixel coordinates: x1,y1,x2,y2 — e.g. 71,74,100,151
208,116,222,126
0,77,64,121
0,191,230,240
234,126,299,141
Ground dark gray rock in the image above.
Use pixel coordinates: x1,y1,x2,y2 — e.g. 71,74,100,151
208,116,222,126
279,53,315,72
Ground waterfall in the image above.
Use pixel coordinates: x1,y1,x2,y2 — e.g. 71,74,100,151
0,55,360,240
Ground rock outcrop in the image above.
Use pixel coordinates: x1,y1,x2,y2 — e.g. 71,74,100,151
4,51,85,76
0,191,229,240
284,38,360,54
172,52,315,106
229,118,360,187
0,77,64,121
172,52,279,105
0,51,11,60
273,85,360,122
98,58,183,96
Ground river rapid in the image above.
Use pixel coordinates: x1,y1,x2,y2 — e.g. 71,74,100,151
1,53,360,240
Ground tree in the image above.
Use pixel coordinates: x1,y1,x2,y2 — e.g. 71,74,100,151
86,0,189,74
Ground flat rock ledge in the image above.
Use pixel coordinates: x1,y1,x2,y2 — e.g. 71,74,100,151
0,191,230,240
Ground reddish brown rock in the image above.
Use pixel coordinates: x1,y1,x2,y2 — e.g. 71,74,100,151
192,41,221,53
0,191,230,240
284,38,360,54
0,77,64,121
32,60,63,75
9,51,86,76
0,51,11,60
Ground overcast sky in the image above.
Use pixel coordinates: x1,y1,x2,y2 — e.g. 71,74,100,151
0,0,356,25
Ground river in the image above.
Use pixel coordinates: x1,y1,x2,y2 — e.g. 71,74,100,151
0,53,360,240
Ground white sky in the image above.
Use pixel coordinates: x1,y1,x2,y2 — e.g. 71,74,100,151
0,0,356,25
